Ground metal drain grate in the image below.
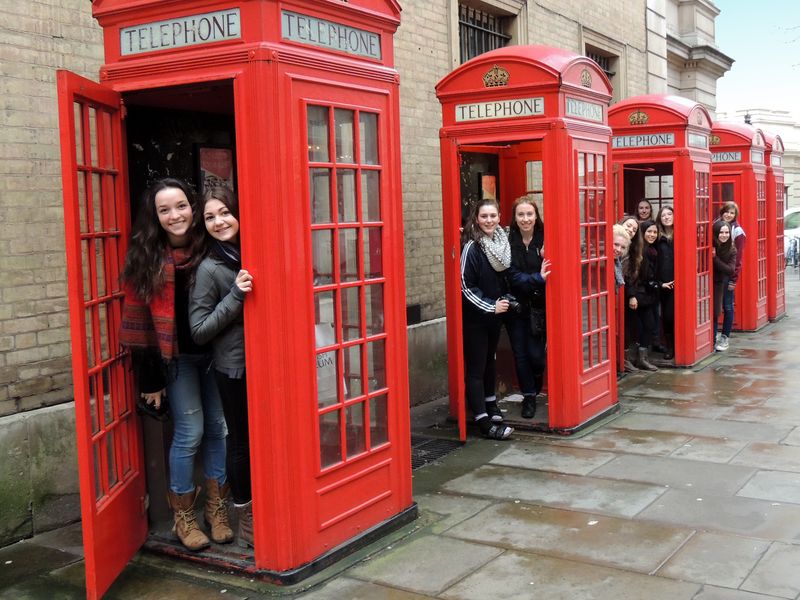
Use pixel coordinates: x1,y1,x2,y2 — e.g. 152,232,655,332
411,436,462,470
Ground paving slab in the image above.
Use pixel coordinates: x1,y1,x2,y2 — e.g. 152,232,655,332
668,436,749,463
782,427,800,446
348,534,502,596
694,584,797,599
723,404,800,427
297,576,434,599
637,489,800,541
440,551,700,600
0,541,81,589
589,454,756,495
741,542,800,598
445,501,692,574
442,465,667,518
730,442,800,472
413,493,493,534
657,532,770,588
624,397,741,419
546,427,692,456
737,470,800,504
612,413,792,443
489,444,617,475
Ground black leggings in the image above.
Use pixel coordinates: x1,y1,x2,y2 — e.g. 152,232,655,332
463,319,502,419
660,289,675,350
214,371,252,504
627,304,657,349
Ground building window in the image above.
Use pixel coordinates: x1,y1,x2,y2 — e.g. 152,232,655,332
586,50,616,80
585,42,621,101
459,4,511,63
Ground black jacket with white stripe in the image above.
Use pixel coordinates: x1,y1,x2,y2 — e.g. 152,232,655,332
460,240,508,324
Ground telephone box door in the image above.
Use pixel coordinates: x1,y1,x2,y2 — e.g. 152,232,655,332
57,70,145,600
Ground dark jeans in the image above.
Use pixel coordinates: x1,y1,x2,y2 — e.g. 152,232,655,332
660,289,675,350
506,314,546,396
714,280,734,338
214,371,252,504
627,303,656,348
463,318,502,418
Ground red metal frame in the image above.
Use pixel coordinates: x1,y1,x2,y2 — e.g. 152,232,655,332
59,1,410,596
764,132,786,321
608,95,714,366
436,46,617,438
56,70,145,600
710,123,768,331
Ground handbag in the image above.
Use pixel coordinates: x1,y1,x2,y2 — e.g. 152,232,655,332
136,397,170,421
529,307,546,337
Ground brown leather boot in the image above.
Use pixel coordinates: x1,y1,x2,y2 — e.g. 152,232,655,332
236,501,254,548
204,479,234,544
637,347,659,371
167,487,210,551
623,345,640,373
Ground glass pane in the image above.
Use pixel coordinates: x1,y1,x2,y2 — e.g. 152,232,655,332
85,307,95,368
346,402,366,458
370,394,389,447
92,173,102,233
337,169,357,222
310,169,332,224
596,154,605,185
343,344,363,399
314,291,336,347
95,239,106,298
579,191,586,224
339,228,359,282
578,153,585,186
89,374,99,434
342,286,361,341
363,227,382,279
335,109,355,162
586,153,595,186
99,302,111,361
73,102,84,165
365,284,384,336
359,112,378,165
100,111,114,169
583,336,591,370
312,230,333,286
307,105,329,162
367,339,386,391
82,240,92,301
319,410,342,468
94,443,103,500
119,419,131,476
581,298,590,333
107,238,120,293
104,174,118,231
525,161,543,192
361,171,381,222
88,107,98,167
106,429,118,489
78,171,88,233
316,349,339,408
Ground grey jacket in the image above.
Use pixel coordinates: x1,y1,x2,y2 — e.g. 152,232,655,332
189,254,245,371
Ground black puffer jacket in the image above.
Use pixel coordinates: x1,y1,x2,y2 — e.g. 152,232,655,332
625,244,659,306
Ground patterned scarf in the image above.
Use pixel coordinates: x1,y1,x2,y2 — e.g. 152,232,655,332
119,246,192,362
478,226,511,272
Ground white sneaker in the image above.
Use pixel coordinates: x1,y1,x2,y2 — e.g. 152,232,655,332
715,334,729,352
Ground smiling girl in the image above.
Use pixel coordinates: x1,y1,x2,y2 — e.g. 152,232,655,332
624,219,660,371
189,186,254,547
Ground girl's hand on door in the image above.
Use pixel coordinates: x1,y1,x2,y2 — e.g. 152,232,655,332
235,269,253,294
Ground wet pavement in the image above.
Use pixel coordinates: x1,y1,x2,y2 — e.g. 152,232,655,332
4,273,800,599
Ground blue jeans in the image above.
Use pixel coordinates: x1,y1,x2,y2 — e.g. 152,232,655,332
506,314,546,396
721,286,735,337
166,353,227,494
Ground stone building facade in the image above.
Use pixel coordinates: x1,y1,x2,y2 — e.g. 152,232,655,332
0,0,730,544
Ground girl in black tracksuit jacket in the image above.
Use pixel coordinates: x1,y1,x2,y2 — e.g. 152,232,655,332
625,219,660,371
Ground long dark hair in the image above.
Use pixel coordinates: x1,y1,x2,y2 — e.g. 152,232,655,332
121,177,201,302
713,219,736,262
625,219,656,282
509,194,544,239
465,199,500,243
656,205,674,240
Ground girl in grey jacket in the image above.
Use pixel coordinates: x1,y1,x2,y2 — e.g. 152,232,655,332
189,186,254,548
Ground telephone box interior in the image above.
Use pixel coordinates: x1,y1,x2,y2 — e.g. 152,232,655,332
56,1,414,598
608,95,714,367
437,45,617,439
710,122,768,331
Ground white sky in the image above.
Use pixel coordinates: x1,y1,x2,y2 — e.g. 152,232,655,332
714,1,800,116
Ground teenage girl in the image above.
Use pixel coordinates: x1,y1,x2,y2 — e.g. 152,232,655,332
189,186,255,547
120,178,231,552
717,201,746,351
655,206,675,359
637,199,654,222
624,220,660,371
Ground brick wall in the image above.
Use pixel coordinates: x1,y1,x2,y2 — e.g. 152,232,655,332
0,0,104,416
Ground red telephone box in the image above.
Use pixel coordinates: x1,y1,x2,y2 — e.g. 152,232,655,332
436,45,617,438
764,132,786,321
710,123,768,331
56,1,413,598
608,95,714,366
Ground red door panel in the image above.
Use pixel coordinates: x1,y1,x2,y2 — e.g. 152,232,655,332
57,70,146,600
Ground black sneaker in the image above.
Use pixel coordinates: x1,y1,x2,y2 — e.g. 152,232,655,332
485,402,503,422
521,395,536,419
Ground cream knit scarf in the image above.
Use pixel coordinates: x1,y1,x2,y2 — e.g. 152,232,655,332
479,226,511,272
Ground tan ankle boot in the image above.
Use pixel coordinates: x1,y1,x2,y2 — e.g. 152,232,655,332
236,501,254,548
167,487,210,551
204,479,234,544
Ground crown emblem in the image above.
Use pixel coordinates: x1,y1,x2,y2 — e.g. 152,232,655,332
580,68,592,87
709,134,720,145
628,110,648,125
483,64,509,87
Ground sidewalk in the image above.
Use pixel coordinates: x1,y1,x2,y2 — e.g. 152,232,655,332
4,273,800,599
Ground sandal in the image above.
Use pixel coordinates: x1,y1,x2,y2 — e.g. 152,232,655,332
485,402,503,422
484,423,514,440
